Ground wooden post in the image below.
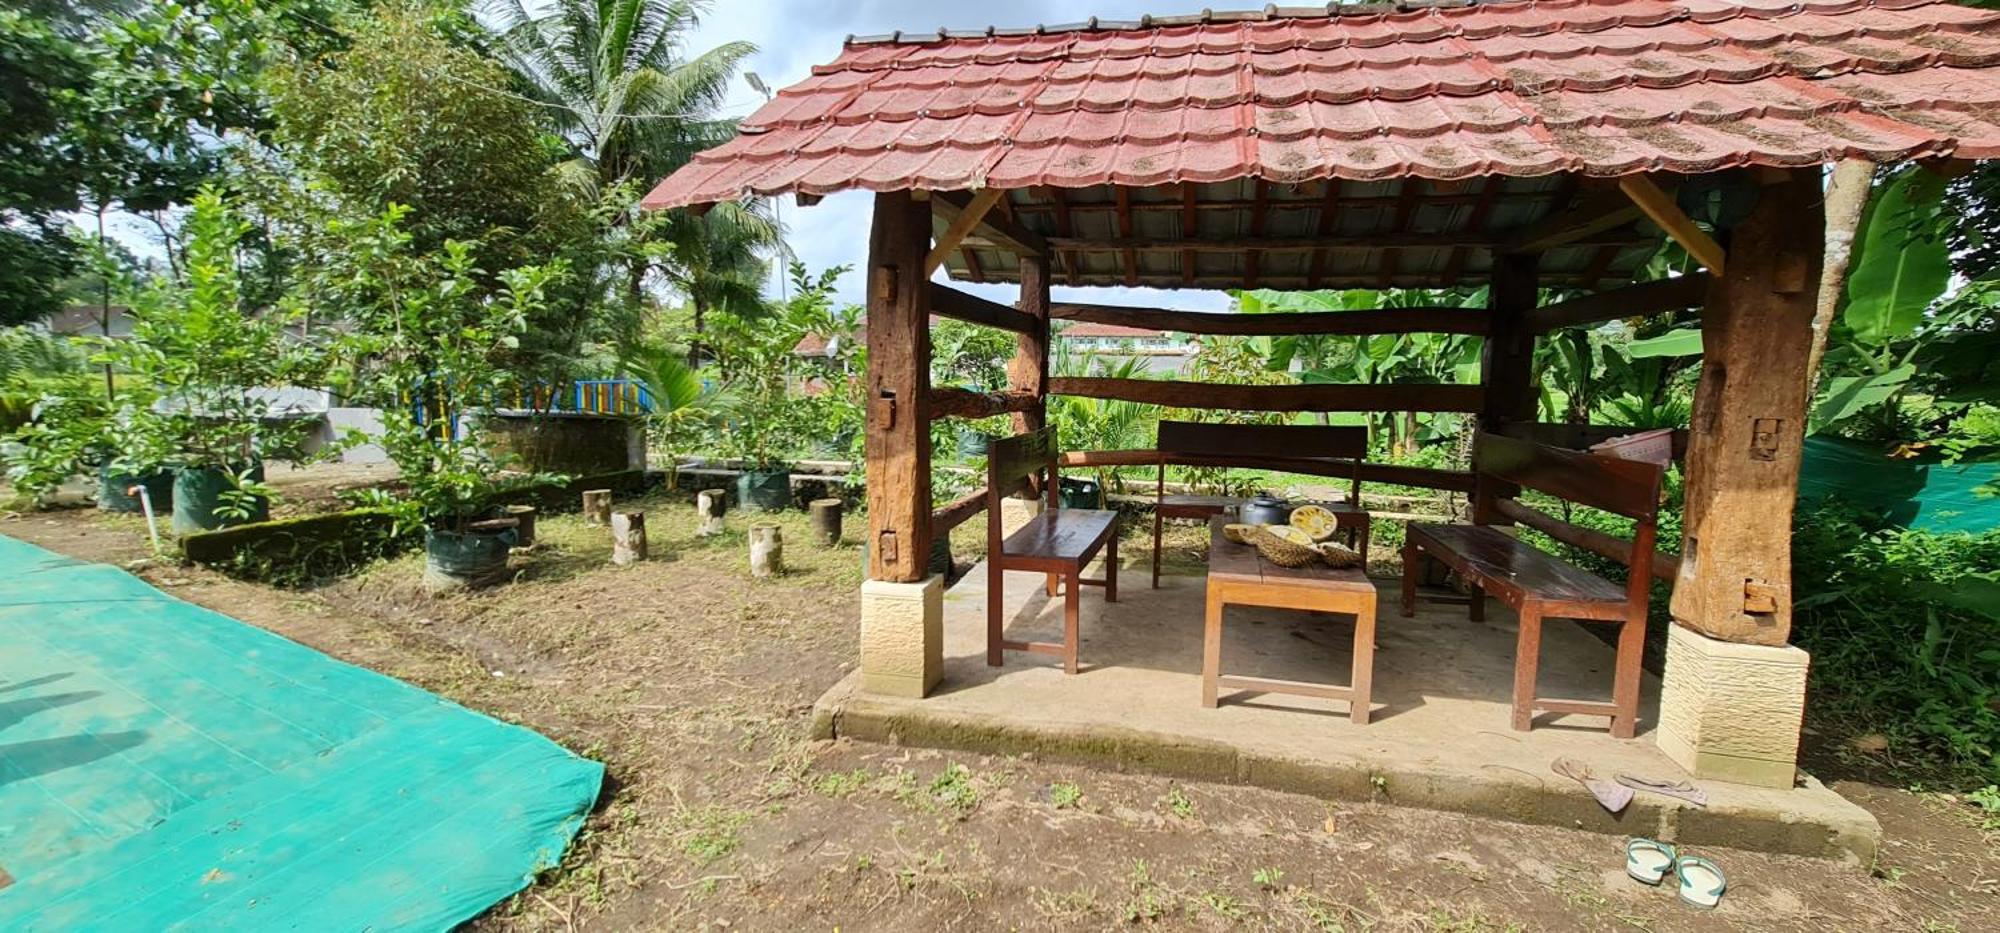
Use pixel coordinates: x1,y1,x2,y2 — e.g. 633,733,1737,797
696,488,727,537
582,489,612,526
1476,253,1538,522
1008,252,1052,435
864,191,934,582
504,505,537,547
749,521,783,577
1671,168,1824,647
809,498,843,547
611,511,646,565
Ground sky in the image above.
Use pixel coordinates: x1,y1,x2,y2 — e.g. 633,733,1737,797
681,0,1237,312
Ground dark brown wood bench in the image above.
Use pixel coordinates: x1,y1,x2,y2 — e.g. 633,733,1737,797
1151,421,1371,587
986,426,1120,674
1399,432,1665,738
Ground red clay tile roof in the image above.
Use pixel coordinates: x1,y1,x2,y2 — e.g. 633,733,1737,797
643,0,2000,209
1058,321,1173,338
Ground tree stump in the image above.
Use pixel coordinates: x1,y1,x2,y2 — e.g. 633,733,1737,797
612,511,647,565
504,504,538,547
583,489,612,526
697,488,728,537
809,498,843,547
749,522,783,578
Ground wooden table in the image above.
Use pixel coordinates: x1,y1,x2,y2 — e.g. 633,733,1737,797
1202,517,1379,724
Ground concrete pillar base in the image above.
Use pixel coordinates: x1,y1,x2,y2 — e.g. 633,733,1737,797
859,575,944,698
1656,623,1809,788
999,495,1043,538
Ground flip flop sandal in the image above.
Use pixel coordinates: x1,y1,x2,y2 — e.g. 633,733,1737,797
1625,838,1678,886
1675,854,1727,909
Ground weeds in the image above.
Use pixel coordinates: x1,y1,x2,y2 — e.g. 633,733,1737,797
1048,781,1082,810
673,805,749,865
1161,785,1195,820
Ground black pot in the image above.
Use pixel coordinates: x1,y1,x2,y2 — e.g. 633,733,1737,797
1241,494,1295,525
1058,477,1101,509
172,463,267,534
737,465,792,511
423,523,519,593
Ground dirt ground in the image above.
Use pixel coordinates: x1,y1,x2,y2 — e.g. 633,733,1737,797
4,486,1996,932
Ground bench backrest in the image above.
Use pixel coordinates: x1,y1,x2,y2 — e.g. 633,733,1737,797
1157,421,1367,462
1473,432,1663,522
987,426,1061,507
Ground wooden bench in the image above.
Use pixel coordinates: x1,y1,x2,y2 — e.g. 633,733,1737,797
1399,432,1665,738
986,427,1120,675
1151,421,1371,587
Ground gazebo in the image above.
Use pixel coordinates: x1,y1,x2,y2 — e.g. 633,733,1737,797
645,0,1998,825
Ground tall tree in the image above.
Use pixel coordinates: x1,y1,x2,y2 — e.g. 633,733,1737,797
483,0,781,331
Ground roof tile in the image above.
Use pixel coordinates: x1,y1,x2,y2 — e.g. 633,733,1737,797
646,0,2000,209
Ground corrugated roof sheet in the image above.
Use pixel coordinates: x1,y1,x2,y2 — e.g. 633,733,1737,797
643,0,2000,209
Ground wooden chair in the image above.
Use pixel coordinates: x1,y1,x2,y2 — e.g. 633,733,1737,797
1399,432,1665,738
986,426,1120,674
1151,421,1371,587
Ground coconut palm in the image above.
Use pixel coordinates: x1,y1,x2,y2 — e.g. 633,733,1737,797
483,0,784,331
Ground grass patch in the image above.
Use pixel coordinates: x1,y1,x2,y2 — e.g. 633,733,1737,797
673,805,751,865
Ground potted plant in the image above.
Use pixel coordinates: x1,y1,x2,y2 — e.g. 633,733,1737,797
93,190,328,533
332,205,568,592
616,340,725,490
707,264,855,511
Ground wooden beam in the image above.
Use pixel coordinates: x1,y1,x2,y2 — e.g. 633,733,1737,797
1619,175,1725,276
929,283,1037,334
1444,176,1504,287
1307,178,1341,289
1051,302,1490,336
1480,253,1540,431
1115,186,1138,287
932,189,1047,257
925,189,1004,275
1180,183,1199,287
1377,179,1421,289
1523,275,1707,333
1502,188,1646,254
1010,253,1052,434
1046,187,1076,280
1049,377,1484,413
931,486,989,539
929,387,1038,420
1046,233,1504,252
1058,449,1477,493
1246,179,1268,289
864,191,934,583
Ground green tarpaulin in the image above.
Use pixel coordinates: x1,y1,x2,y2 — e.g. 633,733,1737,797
1800,436,2000,534
0,535,602,930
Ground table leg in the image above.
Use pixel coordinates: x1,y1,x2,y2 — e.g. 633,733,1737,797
1201,589,1223,708
1349,598,1376,725
1063,572,1081,675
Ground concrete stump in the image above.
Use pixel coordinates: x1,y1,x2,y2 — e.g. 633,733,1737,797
809,498,843,547
749,522,783,577
697,488,727,537
999,494,1043,538
583,489,612,526
859,575,944,698
611,511,647,565
1655,623,1810,788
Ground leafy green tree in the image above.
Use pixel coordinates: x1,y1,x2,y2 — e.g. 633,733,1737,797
331,204,569,531
483,0,780,335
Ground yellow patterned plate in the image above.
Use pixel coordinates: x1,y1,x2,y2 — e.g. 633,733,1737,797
1289,504,1339,542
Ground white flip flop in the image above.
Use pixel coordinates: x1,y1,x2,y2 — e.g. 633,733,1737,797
1625,838,1677,886
1675,854,1727,909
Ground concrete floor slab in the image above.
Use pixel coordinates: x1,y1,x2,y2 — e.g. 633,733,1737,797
814,562,1880,862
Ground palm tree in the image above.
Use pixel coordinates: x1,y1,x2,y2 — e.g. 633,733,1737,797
483,0,783,333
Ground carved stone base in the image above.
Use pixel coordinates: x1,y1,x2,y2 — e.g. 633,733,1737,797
859,575,944,698
1656,623,1809,788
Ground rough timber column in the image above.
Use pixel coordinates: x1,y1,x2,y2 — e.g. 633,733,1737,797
1474,253,1538,522
1658,168,1824,787
1000,252,1052,536
858,191,941,698
1008,252,1051,435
